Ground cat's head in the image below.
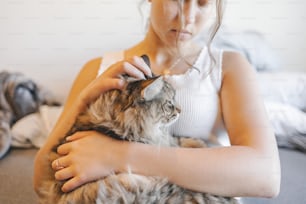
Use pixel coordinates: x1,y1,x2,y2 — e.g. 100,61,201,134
76,75,180,143
120,76,180,127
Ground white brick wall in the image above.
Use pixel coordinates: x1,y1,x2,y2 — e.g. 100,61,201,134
0,0,144,100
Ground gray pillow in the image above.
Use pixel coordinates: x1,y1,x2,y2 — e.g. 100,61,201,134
212,28,281,71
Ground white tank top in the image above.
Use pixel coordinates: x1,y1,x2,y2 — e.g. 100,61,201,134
98,47,225,140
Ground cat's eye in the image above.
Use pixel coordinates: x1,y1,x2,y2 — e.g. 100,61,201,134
162,100,175,115
139,97,145,103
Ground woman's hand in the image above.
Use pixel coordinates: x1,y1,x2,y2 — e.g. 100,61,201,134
49,56,151,193
79,56,152,107
51,131,128,192
34,56,151,193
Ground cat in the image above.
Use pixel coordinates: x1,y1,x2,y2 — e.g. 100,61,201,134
0,71,60,159
38,61,240,204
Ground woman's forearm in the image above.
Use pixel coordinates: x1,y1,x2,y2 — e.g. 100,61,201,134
125,143,280,198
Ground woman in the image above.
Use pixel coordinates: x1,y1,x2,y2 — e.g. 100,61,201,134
34,0,280,198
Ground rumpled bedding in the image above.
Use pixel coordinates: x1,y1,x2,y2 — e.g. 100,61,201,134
213,28,306,152
259,72,306,152
265,101,306,152
11,105,62,148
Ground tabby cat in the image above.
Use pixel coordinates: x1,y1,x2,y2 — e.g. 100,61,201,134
39,63,240,204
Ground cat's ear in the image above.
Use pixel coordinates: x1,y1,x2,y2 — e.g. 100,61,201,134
141,76,164,101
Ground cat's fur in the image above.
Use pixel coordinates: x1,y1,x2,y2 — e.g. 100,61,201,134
39,75,240,204
0,71,60,159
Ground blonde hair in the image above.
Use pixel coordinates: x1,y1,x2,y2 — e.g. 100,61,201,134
207,0,225,73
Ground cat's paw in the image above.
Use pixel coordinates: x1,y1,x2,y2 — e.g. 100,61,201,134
178,137,207,148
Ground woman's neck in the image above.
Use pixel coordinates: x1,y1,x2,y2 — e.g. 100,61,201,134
125,31,202,75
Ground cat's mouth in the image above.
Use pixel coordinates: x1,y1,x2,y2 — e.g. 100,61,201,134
164,113,180,127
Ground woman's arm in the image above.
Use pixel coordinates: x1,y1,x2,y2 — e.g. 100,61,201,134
33,57,103,192
126,52,280,197
52,52,280,197
33,55,152,192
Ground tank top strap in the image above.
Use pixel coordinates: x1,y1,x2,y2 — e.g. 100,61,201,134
209,48,224,91
97,51,125,76
193,46,224,92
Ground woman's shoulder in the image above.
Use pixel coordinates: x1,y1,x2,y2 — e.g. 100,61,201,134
221,51,255,80
81,57,103,76
81,50,124,77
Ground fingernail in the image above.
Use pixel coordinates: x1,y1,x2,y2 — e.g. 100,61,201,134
118,79,126,88
61,186,67,192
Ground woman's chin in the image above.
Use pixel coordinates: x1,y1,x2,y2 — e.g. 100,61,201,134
169,30,193,41
166,37,194,48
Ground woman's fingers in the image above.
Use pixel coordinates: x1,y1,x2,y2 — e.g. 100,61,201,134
65,131,93,142
54,166,73,181
53,166,85,193
121,61,146,79
103,60,145,79
80,78,125,105
103,56,152,79
89,77,125,92
52,156,69,170
56,143,70,155
61,176,86,193
51,132,125,192
81,56,152,105
56,132,86,155
127,56,152,77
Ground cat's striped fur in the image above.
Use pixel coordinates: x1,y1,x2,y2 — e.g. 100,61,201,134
39,76,240,204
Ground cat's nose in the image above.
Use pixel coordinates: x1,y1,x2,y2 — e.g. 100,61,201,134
175,106,181,113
